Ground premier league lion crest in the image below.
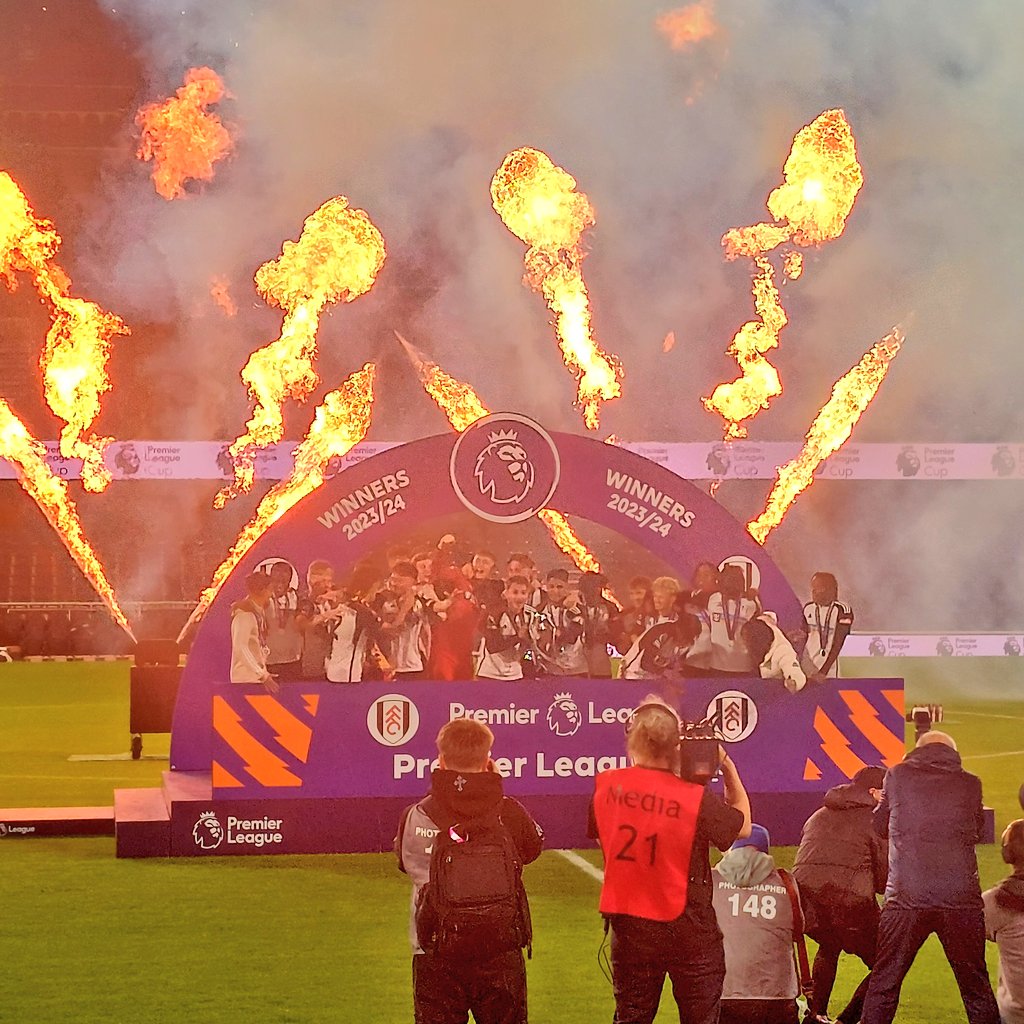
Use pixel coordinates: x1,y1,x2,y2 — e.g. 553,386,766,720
193,811,224,850
450,413,560,523
474,429,536,505
546,693,582,737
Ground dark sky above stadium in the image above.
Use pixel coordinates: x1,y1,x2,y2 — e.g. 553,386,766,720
1,0,1021,630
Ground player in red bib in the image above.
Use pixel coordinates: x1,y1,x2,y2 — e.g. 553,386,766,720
591,697,752,1024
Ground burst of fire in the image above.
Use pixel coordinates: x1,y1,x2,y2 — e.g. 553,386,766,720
210,276,237,317
0,398,133,636
491,147,622,430
706,110,863,442
747,328,904,544
0,171,129,492
702,257,786,439
136,67,233,200
722,109,864,260
180,364,377,640
215,196,386,507
396,331,606,579
655,1,718,49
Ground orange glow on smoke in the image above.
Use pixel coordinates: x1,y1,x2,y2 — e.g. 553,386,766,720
0,171,129,492
491,147,622,430
0,399,132,635
210,276,237,317
182,364,377,637
706,110,863,442
747,328,903,544
215,196,386,507
656,1,718,49
136,67,233,200
397,332,604,577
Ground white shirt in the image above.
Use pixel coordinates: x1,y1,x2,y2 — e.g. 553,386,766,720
326,606,371,683
706,593,758,672
801,600,854,676
756,614,807,693
229,606,269,683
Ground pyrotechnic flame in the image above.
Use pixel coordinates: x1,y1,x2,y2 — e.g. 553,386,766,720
702,257,785,439
747,328,904,545
0,398,133,636
722,109,863,260
706,110,863,443
180,364,377,640
0,171,129,492
136,67,233,200
491,147,622,430
656,1,718,49
210,276,237,317
216,196,386,507
396,331,606,578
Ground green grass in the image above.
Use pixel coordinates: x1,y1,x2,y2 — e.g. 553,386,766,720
0,659,1021,1023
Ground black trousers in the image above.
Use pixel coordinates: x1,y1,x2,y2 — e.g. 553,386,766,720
412,949,526,1024
610,915,726,1024
860,905,1000,1024
804,896,879,1024
719,1001,798,1024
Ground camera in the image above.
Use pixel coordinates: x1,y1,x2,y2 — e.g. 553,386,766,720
906,704,943,742
678,718,724,786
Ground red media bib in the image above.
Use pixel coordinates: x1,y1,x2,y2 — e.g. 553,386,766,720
594,765,704,921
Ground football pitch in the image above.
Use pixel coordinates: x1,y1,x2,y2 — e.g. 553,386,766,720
0,660,1021,1023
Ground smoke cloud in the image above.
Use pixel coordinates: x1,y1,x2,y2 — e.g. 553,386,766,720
72,0,1024,631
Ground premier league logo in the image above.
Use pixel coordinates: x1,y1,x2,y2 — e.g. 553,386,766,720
546,693,582,737
450,413,560,523
896,446,920,478
707,691,758,742
367,694,420,746
193,811,224,850
1004,638,1021,656
936,637,955,657
706,444,731,476
114,443,141,477
869,637,887,657
992,446,1016,477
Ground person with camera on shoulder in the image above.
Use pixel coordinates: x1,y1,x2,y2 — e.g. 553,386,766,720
590,697,752,1024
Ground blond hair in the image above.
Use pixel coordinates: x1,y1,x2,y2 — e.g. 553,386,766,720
437,718,493,771
651,576,681,596
627,695,681,765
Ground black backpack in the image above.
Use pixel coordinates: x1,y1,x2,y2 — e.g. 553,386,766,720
415,812,532,961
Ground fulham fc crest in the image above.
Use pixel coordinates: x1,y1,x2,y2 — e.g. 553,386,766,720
367,694,421,746
707,691,758,743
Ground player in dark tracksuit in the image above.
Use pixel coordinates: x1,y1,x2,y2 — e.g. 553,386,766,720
396,718,543,1024
792,765,887,1024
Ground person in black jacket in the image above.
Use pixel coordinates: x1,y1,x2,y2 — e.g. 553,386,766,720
395,718,543,1024
860,731,1000,1024
792,765,887,1024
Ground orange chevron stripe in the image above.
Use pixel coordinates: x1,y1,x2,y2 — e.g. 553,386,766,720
246,695,314,763
302,693,320,717
881,689,905,716
803,758,822,781
814,706,868,778
840,690,906,767
213,696,302,787
212,759,244,787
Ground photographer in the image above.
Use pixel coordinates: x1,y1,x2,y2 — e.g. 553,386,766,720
590,697,752,1024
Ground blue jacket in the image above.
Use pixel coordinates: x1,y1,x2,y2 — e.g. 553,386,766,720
874,742,985,910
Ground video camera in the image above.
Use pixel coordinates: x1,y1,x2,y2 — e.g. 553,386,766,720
678,717,725,786
905,703,944,743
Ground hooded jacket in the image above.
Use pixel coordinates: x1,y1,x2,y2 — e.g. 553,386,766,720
792,781,887,907
395,769,544,953
874,742,985,910
984,870,1024,1024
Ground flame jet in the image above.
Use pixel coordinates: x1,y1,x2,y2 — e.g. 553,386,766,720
747,328,904,545
136,67,233,200
0,171,129,491
180,364,377,641
215,197,386,507
395,332,603,576
491,148,622,430
705,110,864,441
0,398,133,636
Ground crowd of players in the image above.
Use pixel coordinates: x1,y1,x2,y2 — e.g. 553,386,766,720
228,533,856,690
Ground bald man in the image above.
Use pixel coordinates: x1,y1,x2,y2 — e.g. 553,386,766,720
984,819,1024,1024
861,732,999,1024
